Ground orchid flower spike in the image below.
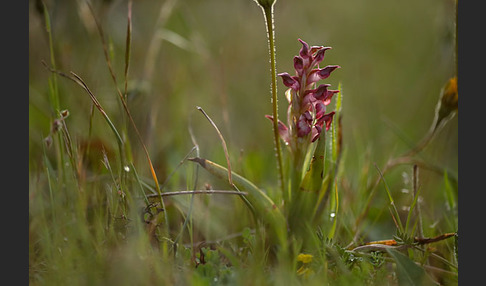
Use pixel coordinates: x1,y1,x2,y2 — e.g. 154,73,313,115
267,39,340,146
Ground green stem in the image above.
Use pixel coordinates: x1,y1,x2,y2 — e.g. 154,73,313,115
290,144,306,196
43,2,59,113
43,3,66,186
262,5,285,198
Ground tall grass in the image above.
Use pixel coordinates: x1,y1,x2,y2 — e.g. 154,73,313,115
29,0,458,285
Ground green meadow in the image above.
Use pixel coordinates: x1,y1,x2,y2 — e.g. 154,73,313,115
29,0,458,285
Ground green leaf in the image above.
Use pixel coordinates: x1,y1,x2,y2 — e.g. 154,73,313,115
300,134,326,193
374,163,404,233
327,183,339,240
386,249,435,286
332,82,343,162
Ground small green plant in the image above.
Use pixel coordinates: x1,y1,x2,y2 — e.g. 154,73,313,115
191,0,344,262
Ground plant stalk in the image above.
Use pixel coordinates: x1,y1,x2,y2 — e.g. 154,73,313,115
262,5,285,198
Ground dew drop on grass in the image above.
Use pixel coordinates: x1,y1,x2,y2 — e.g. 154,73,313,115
330,212,336,218
124,165,130,172
401,172,410,185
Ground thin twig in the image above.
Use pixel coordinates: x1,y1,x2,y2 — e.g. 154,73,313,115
351,232,457,252
159,146,198,191
146,190,248,198
351,244,408,253
197,106,232,185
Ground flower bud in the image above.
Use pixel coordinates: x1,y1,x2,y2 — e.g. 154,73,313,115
433,77,458,132
297,114,312,137
44,135,53,148
51,119,62,133
308,65,340,84
294,56,304,76
278,72,300,91
265,115,290,144
440,77,458,113
253,0,276,9
312,47,331,66
298,38,311,59
61,109,70,119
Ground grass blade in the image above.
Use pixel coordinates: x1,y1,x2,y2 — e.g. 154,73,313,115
332,82,343,163
300,133,326,193
404,184,421,236
312,86,343,221
197,106,232,185
130,162,150,206
42,2,59,112
328,183,339,240
124,0,132,99
374,163,404,234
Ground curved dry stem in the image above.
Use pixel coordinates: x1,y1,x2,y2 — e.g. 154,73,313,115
197,106,232,185
146,190,248,198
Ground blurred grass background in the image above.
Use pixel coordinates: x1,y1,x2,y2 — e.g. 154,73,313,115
29,0,457,284
29,0,457,217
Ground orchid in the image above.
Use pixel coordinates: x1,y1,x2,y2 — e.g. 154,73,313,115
267,39,340,157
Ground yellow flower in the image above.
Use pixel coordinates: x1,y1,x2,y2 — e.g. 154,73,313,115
296,253,314,277
297,253,313,264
